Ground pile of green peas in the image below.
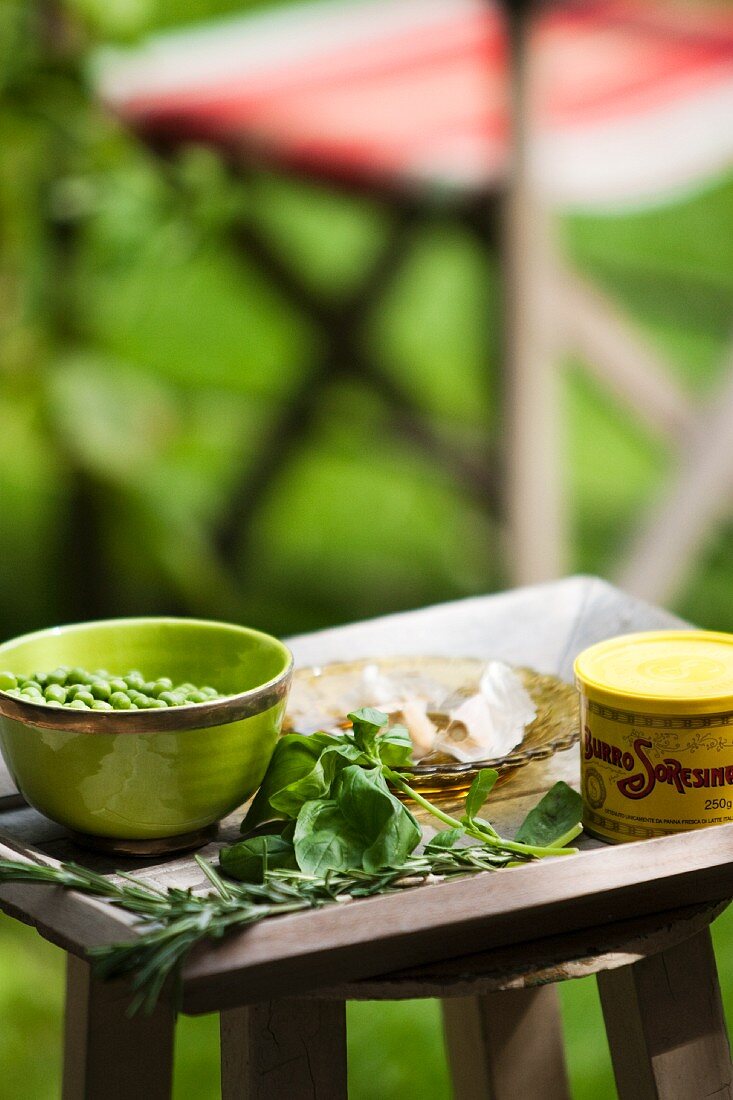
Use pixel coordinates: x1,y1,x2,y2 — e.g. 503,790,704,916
0,668,226,711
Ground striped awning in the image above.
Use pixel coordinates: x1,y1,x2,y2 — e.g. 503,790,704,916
95,0,733,210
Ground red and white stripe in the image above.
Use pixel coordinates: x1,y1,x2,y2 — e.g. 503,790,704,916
95,0,733,209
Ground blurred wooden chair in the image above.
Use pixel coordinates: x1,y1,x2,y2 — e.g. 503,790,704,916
95,0,733,601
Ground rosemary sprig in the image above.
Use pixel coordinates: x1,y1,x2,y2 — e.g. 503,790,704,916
0,844,516,1014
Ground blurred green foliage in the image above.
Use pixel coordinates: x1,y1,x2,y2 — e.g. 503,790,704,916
2,1,733,1097
3,0,733,645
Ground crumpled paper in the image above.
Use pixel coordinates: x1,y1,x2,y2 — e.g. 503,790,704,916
358,660,536,763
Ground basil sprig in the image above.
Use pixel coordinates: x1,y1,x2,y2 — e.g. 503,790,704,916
222,708,582,883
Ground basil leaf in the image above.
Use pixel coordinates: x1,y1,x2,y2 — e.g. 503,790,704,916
464,769,499,824
335,765,421,872
293,800,366,875
325,740,368,763
348,707,388,757
242,733,334,829
376,723,413,768
515,782,583,847
424,827,465,853
269,745,349,817
219,835,297,884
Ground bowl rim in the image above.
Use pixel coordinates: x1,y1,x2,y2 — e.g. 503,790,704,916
0,616,293,734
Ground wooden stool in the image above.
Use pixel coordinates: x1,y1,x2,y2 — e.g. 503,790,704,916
215,901,731,1100
2,578,732,1099
61,899,731,1099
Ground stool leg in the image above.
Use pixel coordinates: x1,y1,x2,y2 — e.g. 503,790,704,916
62,954,175,1100
442,985,570,1100
220,998,347,1100
598,927,733,1100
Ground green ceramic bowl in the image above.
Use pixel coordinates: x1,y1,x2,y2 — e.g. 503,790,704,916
0,618,292,855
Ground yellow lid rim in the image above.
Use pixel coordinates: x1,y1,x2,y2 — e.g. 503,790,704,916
574,630,733,714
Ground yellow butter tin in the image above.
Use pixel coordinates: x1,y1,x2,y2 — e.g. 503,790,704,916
575,631,733,843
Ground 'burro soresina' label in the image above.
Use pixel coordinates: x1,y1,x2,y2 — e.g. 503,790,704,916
580,696,733,842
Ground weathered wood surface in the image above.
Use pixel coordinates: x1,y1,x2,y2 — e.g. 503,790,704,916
0,576,705,1013
180,820,733,1014
62,954,175,1100
220,999,347,1100
598,927,733,1100
309,901,728,1002
443,985,570,1100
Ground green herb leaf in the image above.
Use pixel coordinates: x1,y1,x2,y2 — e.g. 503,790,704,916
242,733,333,829
515,782,583,848
376,723,414,768
424,827,465,853
219,835,297,884
293,799,366,874
269,745,354,818
335,765,421,872
348,707,388,758
463,769,499,824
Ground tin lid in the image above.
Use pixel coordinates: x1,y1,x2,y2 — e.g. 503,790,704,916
574,631,733,714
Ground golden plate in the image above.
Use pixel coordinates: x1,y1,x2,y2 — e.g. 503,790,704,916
285,657,579,794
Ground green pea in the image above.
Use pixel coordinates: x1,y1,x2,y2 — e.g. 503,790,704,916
44,700,63,708
140,681,157,696
91,700,113,711
157,691,182,707
0,672,17,692
150,678,173,697
186,690,208,704
176,683,196,694
90,681,111,701
33,672,49,689
21,688,43,702
5,688,21,698
200,687,219,699
68,699,90,710
65,684,84,701
46,668,69,686
93,669,111,681
73,691,95,707
142,697,165,708
68,667,92,685
45,684,67,704
109,678,128,694
109,692,132,710
124,672,145,691
129,691,148,707
19,678,40,690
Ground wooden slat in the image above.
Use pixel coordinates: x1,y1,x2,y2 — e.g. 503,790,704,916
617,349,733,605
0,839,136,956
309,901,727,1001
502,0,566,585
443,986,570,1100
62,955,175,1100
598,928,733,1100
563,268,692,443
180,822,733,1014
220,999,347,1100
